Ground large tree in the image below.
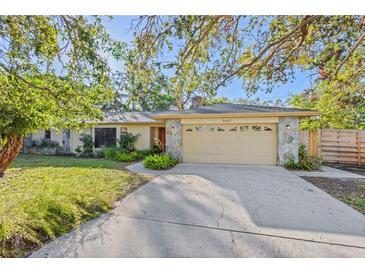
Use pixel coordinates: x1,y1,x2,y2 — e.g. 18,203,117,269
106,49,175,112
0,16,121,176
289,80,365,129
131,16,365,109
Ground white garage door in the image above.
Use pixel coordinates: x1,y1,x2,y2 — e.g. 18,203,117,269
182,123,277,165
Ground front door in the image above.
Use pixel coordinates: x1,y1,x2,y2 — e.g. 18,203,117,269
158,127,166,149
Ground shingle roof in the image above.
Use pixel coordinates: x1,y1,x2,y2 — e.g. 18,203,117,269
154,103,317,116
96,104,317,123
99,111,160,123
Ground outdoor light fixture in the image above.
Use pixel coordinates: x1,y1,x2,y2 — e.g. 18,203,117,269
286,125,291,130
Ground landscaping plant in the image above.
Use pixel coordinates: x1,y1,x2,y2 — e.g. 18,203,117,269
143,154,178,170
39,138,59,148
100,147,153,162
285,144,322,171
75,134,94,157
152,138,164,154
117,133,140,152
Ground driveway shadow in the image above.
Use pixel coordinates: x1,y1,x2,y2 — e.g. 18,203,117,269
156,163,365,238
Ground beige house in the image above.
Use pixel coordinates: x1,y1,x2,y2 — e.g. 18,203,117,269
28,103,319,166
30,112,165,153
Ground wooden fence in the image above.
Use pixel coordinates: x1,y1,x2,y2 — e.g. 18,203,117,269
300,129,365,165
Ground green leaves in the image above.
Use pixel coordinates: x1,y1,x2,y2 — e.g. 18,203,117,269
131,16,364,106
0,16,118,137
290,75,365,130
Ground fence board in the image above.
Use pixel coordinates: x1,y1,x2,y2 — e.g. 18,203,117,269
300,129,365,166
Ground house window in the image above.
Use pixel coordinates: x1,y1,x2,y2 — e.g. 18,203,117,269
240,126,249,132
120,127,128,135
44,130,51,139
252,125,261,131
195,126,203,132
185,128,193,132
208,126,215,132
264,126,273,131
217,126,225,131
229,126,237,132
94,128,117,148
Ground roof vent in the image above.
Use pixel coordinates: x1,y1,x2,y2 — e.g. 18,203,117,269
192,96,203,108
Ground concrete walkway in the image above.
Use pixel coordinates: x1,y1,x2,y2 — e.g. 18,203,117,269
126,161,167,176
31,164,365,258
290,165,365,179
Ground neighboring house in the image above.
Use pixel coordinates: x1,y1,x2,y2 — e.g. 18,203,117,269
27,101,319,166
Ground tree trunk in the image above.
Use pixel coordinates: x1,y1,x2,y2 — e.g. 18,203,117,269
0,133,23,177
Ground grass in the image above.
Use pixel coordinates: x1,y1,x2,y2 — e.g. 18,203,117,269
302,176,365,215
0,154,148,257
337,194,365,215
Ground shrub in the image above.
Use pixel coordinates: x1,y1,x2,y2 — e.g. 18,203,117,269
75,146,82,153
137,149,154,158
79,134,93,153
152,138,164,154
39,138,59,148
99,147,153,162
285,144,322,171
99,147,119,159
31,139,41,147
118,133,140,151
116,151,140,162
75,134,94,157
143,154,178,170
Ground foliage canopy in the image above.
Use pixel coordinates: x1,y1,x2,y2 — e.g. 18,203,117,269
131,16,364,110
0,16,123,137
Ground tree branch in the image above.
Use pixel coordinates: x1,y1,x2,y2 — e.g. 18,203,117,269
213,15,321,90
334,31,365,76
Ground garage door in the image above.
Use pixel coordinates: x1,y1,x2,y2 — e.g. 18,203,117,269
182,123,277,165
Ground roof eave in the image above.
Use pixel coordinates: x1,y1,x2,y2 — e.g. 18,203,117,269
82,121,165,125
151,111,320,120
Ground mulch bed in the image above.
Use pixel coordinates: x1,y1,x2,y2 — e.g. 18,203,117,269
301,176,365,215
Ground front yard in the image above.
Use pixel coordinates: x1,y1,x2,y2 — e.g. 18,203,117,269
302,167,365,216
303,177,365,215
0,154,148,257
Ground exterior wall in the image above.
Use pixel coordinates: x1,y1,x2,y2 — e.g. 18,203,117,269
278,117,299,166
50,129,63,145
32,129,62,146
91,124,155,151
70,128,92,153
165,119,182,161
32,129,45,141
124,125,152,150
62,129,71,154
32,124,159,154
150,127,159,148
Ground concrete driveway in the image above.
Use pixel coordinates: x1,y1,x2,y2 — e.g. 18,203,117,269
31,163,365,257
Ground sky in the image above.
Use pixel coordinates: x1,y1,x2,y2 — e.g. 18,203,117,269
103,16,313,102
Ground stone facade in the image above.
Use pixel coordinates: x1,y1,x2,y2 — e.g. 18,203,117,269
62,129,71,154
278,117,299,166
165,119,182,161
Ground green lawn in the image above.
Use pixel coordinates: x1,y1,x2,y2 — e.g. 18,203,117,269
0,154,148,257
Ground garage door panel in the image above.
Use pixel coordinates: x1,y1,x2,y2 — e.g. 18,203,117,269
182,123,277,165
